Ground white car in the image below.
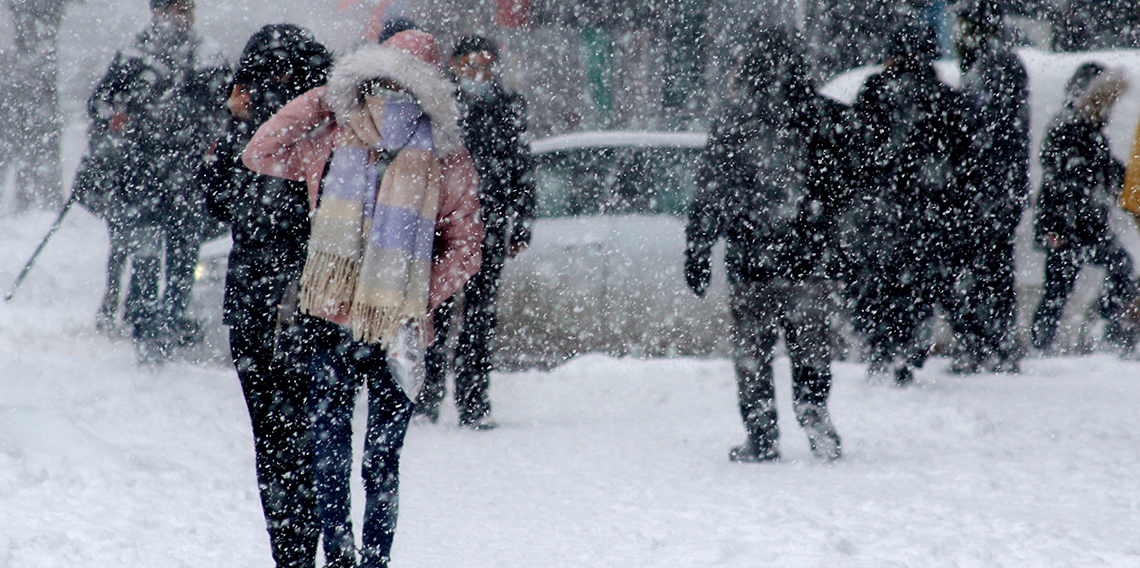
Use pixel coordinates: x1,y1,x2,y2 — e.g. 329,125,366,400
492,131,733,370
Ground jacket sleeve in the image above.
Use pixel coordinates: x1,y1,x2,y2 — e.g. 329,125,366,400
430,152,484,309
506,93,537,247
202,131,241,225
685,115,733,266
242,87,335,208
1035,126,1077,241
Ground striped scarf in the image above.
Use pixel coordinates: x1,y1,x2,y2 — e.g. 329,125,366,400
299,100,440,346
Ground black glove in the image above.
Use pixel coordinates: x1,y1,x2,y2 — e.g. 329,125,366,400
685,254,711,297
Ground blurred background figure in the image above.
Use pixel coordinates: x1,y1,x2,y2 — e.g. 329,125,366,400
953,0,1030,373
846,22,975,385
202,23,331,568
1031,63,1138,355
415,35,535,430
685,26,851,463
84,0,230,364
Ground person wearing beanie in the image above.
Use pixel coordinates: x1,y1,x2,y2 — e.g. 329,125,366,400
413,35,535,429
953,0,1030,373
846,20,976,385
1031,63,1138,354
243,29,483,568
83,0,229,364
201,24,331,568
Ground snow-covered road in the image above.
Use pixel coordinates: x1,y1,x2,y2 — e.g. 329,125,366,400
2,212,1139,567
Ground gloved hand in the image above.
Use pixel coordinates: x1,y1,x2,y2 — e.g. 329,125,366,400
685,254,711,297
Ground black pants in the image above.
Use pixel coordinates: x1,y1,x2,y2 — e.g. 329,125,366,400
730,278,833,450
122,222,200,339
230,319,319,568
1032,236,1137,350
419,224,507,424
961,231,1020,365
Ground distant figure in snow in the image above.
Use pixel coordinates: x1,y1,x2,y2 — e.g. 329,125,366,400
953,0,1030,373
685,27,853,462
1031,63,1138,355
201,24,332,568
413,35,536,429
846,22,976,386
80,0,230,364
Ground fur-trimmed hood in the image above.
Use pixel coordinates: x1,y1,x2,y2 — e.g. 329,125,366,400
324,33,464,156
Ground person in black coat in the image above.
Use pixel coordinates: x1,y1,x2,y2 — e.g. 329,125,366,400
85,0,230,363
1031,63,1137,354
202,24,331,568
847,23,977,385
413,35,536,429
954,1,1031,373
685,27,850,462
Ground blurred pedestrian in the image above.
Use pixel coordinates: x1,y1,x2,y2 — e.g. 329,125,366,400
953,0,1030,373
685,27,851,462
847,22,976,385
202,24,331,568
1031,63,1137,354
242,29,482,568
86,0,229,363
413,35,535,429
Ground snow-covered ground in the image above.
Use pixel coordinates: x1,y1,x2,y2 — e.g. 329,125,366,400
3,208,1140,567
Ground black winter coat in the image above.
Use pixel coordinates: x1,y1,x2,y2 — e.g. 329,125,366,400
1035,116,1125,248
960,44,1031,232
204,120,310,328
83,26,230,228
686,92,857,284
456,84,536,247
849,64,974,270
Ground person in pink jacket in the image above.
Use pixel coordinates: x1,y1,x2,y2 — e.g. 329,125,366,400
243,29,482,568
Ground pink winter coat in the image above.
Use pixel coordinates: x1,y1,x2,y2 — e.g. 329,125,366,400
242,31,483,327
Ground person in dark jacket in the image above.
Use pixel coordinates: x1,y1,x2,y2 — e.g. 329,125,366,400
201,24,331,568
954,1,1031,373
413,35,536,429
86,0,229,363
1031,63,1137,354
847,23,977,385
685,27,850,463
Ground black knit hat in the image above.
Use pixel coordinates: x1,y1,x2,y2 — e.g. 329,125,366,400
452,35,499,60
1063,62,1106,107
150,0,192,10
233,24,332,92
886,22,939,64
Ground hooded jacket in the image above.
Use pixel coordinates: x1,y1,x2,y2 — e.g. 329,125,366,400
204,24,332,328
242,30,483,320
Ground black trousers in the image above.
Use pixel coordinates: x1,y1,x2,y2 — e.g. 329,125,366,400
230,319,319,568
122,222,200,339
1032,236,1137,350
419,224,507,424
960,230,1020,365
729,278,833,450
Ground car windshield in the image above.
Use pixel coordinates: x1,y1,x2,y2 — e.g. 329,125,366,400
535,147,701,218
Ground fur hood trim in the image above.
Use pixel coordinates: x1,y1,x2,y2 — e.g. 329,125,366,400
324,44,464,156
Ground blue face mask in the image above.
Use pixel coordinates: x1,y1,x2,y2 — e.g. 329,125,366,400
459,78,493,98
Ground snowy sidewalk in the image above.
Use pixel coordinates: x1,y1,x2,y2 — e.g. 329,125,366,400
2,212,1139,567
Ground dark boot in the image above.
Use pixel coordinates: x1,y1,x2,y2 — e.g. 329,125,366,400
731,402,779,463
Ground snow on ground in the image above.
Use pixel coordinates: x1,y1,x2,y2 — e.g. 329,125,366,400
3,212,1140,568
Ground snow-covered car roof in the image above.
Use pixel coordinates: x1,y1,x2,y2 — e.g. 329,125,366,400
530,131,708,155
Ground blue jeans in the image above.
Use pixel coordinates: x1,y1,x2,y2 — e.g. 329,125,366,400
303,315,412,568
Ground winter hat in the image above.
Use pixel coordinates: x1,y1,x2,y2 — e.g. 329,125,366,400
452,35,500,61
234,24,332,92
377,18,419,45
150,0,191,10
956,0,1004,32
324,29,462,155
1064,62,1106,106
737,26,812,100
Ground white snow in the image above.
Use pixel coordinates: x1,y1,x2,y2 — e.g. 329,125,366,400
530,131,709,155
2,208,1140,567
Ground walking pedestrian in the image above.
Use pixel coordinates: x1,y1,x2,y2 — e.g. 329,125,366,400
685,27,851,462
1031,63,1137,354
413,35,535,429
202,24,332,568
242,29,483,568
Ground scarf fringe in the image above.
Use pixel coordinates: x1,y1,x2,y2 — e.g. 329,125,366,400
299,250,360,317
